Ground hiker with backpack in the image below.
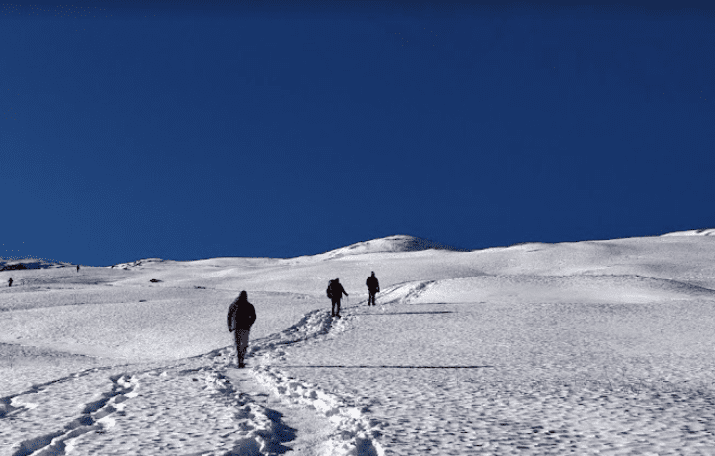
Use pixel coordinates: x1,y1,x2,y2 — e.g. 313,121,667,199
227,290,256,368
327,278,349,318
366,271,380,306
7,277,12,287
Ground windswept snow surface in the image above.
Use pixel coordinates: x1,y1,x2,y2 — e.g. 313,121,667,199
2,233,715,454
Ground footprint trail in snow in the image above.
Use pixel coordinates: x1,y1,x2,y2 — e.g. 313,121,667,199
1,305,385,456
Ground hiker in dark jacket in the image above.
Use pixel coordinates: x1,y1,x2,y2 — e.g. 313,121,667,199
328,278,349,318
7,278,12,287
76,265,80,272
366,271,379,306
227,290,256,368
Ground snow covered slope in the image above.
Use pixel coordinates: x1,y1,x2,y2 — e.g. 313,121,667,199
662,227,715,236
106,235,461,269
2,232,715,455
318,234,464,256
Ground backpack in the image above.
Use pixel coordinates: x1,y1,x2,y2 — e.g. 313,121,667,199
326,280,334,299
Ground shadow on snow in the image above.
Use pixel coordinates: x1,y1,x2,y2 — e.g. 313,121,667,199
359,311,455,315
279,365,494,369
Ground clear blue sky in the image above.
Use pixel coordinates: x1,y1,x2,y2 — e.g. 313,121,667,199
2,0,714,266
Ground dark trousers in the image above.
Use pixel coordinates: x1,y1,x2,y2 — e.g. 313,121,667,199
331,299,341,316
367,291,377,306
234,329,250,365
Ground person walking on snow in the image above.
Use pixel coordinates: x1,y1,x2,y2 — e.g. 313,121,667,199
7,277,12,287
366,271,380,306
227,290,256,368
76,265,80,272
327,278,349,318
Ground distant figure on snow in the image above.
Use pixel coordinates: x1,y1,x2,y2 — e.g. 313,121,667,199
327,278,349,318
7,277,12,287
76,265,80,272
366,271,380,306
227,290,256,368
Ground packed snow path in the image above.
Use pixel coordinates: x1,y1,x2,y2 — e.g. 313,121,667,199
1,312,385,456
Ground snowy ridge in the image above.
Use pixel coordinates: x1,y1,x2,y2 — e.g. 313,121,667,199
662,228,715,236
291,235,465,262
107,258,167,270
332,235,464,254
100,235,463,269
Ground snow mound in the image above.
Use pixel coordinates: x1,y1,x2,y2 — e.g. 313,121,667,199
662,228,715,236
99,234,459,268
98,235,463,267
301,235,466,261
107,258,168,270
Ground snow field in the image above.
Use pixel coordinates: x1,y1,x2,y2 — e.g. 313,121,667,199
268,277,715,455
252,366,385,456
62,362,294,456
0,270,339,454
2,366,140,456
1,353,302,456
0,344,105,397
4,233,715,455
0,298,386,456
